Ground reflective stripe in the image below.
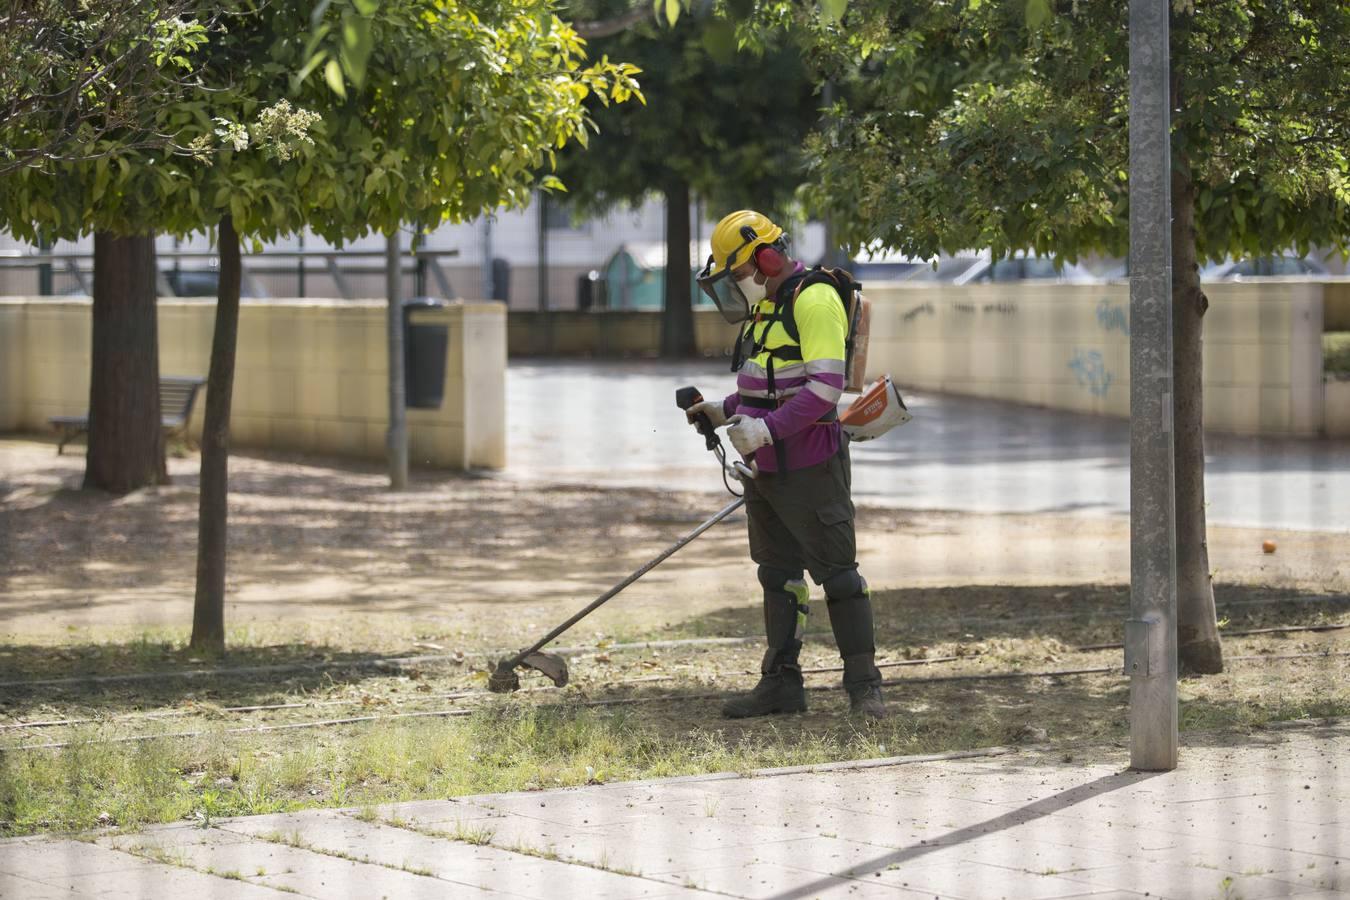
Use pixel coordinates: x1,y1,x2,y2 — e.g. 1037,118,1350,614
805,358,846,376
740,359,807,380
806,380,843,404
787,580,809,637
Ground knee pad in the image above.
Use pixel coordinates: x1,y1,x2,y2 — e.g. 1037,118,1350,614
757,566,802,593
823,568,866,603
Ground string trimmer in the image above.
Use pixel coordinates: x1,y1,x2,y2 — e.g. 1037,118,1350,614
487,386,754,693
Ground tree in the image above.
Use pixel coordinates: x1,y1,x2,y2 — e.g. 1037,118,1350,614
183,0,637,653
1,3,220,493
796,0,1350,673
554,2,817,356
3,0,639,654
0,0,213,175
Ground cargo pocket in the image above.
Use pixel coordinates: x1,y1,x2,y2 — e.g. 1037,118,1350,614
814,500,857,570
816,501,854,527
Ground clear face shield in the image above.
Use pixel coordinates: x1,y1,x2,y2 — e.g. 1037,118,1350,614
696,226,775,325
696,257,755,324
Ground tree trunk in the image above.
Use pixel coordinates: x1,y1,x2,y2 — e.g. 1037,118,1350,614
660,180,696,358
190,215,241,656
1171,164,1224,674
85,232,167,492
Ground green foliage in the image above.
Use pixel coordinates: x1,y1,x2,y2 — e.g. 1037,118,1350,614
793,0,1350,263
554,2,817,223
0,0,215,177
0,0,642,245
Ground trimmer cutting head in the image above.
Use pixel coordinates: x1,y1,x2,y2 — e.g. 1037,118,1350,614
486,651,569,693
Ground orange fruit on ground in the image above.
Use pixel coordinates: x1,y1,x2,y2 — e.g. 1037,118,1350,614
1262,540,1277,554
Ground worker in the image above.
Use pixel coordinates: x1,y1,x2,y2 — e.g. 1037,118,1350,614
689,210,886,720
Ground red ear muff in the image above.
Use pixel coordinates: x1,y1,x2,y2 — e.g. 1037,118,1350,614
753,245,785,278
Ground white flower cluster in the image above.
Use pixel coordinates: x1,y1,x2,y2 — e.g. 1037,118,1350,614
213,118,250,153
252,100,321,162
202,101,320,163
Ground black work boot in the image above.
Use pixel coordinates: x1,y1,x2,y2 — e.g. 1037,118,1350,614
722,576,809,719
826,575,887,719
843,655,888,720
721,666,807,718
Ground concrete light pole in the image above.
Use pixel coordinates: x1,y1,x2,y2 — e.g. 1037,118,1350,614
481,217,494,301
1127,0,1178,771
386,232,409,491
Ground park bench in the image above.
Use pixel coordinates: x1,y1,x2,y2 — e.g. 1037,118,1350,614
49,376,207,455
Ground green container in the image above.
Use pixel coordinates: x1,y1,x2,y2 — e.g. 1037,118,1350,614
602,244,709,311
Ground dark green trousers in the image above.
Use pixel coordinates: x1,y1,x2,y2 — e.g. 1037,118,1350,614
744,443,880,690
745,446,856,582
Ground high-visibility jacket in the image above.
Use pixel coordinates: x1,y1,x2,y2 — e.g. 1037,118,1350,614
721,268,847,473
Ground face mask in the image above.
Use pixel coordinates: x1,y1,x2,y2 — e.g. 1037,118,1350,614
736,271,767,305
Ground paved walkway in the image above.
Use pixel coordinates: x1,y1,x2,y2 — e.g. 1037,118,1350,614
2,721,1345,899
507,360,1350,532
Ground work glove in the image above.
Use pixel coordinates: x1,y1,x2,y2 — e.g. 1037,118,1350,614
726,414,773,456
686,399,729,429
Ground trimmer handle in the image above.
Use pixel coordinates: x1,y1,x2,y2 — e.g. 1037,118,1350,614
732,459,758,481
676,385,720,452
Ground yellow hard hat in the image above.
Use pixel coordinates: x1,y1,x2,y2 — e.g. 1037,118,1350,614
706,210,785,276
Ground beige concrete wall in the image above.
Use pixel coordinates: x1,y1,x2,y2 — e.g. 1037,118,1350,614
12,300,95,432
0,302,28,430
508,308,739,358
447,303,507,469
0,298,506,469
502,282,1337,437
863,281,1327,436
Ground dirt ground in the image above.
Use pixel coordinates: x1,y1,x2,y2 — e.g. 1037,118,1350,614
3,435,1348,835
3,435,1347,648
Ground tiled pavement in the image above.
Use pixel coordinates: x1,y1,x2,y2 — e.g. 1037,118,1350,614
2,721,1345,899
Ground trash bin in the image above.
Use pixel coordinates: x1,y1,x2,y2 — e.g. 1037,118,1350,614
403,297,448,409
577,270,606,310
490,258,511,304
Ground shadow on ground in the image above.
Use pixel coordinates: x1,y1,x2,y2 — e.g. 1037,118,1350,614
2,583,1344,728
0,445,754,625
663,583,1350,648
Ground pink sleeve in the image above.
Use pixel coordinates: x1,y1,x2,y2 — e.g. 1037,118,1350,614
722,392,739,419
764,383,839,441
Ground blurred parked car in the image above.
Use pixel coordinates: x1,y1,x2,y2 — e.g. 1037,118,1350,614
162,268,271,299
848,249,933,283
1102,254,1331,281
1200,255,1328,280
848,250,988,284
954,251,1098,285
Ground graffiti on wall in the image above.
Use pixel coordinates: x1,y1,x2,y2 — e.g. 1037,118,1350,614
902,302,935,322
1096,298,1130,336
1068,349,1113,397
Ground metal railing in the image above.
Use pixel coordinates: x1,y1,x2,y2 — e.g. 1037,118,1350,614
0,248,461,300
